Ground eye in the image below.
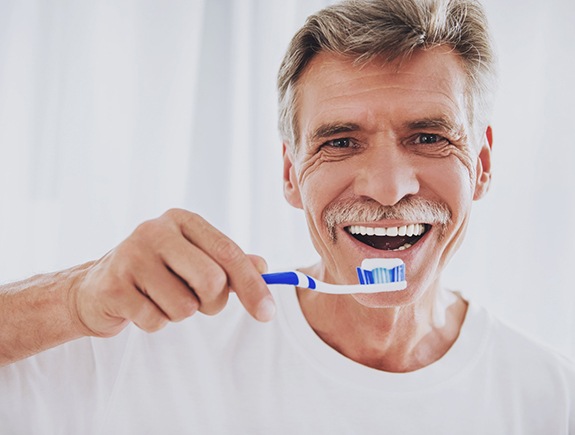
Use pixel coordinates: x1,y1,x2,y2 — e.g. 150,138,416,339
414,133,446,145
323,138,353,148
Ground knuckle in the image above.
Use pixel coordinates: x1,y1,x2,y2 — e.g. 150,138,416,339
192,267,227,302
211,237,243,265
170,297,199,322
199,291,229,316
163,208,201,229
128,220,165,252
140,318,168,333
162,208,186,221
193,266,229,316
128,216,179,255
204,266,228,294
133,218,160,238
135,306,168,333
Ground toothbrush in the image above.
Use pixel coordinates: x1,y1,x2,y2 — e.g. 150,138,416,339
261,258,406,294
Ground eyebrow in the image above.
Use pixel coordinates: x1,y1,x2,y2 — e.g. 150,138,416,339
308,122,361,143
405,117,463,136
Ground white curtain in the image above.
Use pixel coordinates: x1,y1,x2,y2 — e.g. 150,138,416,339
0,0,573,359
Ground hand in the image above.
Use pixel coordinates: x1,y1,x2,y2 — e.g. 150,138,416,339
69,209,275,338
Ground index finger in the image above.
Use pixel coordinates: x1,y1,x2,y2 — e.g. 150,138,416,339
170,210,276,322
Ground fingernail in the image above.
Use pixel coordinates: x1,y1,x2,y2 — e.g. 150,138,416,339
256,297,276,322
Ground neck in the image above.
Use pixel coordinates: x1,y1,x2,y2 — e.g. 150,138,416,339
296,272,467,373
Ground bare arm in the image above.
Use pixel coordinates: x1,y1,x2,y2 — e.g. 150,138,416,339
0,209,274,366
0,263,93,366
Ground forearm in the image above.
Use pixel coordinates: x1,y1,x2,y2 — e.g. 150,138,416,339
0,262,93,366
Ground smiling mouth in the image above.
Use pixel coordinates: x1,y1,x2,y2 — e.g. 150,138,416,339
345,224,430,251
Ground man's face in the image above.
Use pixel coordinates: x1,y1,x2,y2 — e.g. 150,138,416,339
283,46,492,307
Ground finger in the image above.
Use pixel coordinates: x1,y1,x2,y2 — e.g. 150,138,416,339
164,210,275,322
134,262,200,321
247,254,268,274
227,255,268,294
145,243,229,316
110,285,171,333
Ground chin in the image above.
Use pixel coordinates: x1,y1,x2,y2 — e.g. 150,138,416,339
350,285,421,309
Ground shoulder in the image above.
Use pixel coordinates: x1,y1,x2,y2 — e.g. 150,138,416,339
473,301,575,387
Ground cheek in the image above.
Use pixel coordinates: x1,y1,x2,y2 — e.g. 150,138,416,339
422,155,475,217
298,160,354,209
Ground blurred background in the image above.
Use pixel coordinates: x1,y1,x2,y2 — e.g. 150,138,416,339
0,0,573,358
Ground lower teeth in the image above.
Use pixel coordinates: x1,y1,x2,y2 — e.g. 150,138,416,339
393,243,412,252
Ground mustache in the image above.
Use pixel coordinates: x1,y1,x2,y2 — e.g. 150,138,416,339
323,196,452,241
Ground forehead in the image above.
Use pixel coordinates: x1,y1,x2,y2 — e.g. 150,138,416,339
296,47,469,143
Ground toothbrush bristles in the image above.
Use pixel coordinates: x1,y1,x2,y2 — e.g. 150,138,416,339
356,264,405,285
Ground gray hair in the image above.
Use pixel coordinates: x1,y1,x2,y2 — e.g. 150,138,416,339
277,0,497,149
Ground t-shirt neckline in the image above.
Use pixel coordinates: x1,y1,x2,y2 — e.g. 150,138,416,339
274,286,490,394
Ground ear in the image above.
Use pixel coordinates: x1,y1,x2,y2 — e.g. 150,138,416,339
283,143,303,209
473,125,493,201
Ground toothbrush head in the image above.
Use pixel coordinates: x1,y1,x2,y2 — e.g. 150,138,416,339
356,258,406,285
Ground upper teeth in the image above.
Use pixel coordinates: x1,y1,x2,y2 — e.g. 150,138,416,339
347,224,426,237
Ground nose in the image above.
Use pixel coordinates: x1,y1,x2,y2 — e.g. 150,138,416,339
353,143,420,206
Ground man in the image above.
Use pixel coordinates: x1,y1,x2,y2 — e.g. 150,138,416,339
1,0,574,433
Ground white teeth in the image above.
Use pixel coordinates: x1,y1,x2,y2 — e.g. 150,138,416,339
394,243,412,252
414,224,425,236
386,227,398,236
348,224,427,238
346,224,424,251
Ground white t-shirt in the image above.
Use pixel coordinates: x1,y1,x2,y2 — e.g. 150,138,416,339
1,287,574,434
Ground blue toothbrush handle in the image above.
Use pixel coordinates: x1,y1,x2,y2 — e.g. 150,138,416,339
262,271,317,290
262,271,301,286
